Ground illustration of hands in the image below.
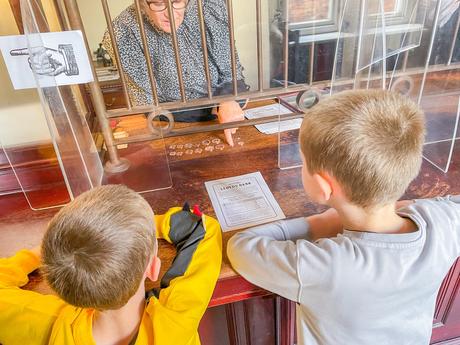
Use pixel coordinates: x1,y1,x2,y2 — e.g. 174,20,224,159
10,44,79,77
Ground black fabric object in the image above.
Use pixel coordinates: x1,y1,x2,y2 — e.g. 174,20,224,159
146,210,205,301
171,79,249,122
172,107,217,122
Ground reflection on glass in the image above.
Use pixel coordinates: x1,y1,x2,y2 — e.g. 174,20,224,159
288,0,331,23
368,0,399,15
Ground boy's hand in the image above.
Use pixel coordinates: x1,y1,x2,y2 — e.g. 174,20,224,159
306,208,343,242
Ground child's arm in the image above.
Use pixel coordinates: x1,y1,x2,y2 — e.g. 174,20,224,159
227,218,321,302
151,207,222,326
0,248,67,344
0,249,40,288
306,208,343,241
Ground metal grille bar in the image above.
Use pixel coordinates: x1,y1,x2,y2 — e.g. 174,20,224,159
196,0,213,98
256,0,263,91
166,0,186,102
133,0,160,106
226,0,238,95
101,0,132,110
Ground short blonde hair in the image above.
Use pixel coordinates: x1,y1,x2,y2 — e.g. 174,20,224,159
42,185,156,310
299,89,425,208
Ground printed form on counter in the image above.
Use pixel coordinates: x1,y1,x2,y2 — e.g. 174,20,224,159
205,172,286,232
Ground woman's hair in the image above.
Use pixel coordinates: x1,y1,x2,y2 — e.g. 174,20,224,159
42,185,156,310
299,89,426,208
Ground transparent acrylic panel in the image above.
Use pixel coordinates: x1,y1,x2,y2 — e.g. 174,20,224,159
413,0,460,173
0,107,72,209
101,113,172,193
2,0,104,210
269,0,334,169
277,89,326,169
420,64,460,172
421,93,460,173
266,0,340,89
331,0,427,94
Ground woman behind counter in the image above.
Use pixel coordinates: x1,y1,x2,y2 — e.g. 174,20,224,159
102,0,249,146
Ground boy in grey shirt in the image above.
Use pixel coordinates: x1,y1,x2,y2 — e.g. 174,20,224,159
227,89,460,345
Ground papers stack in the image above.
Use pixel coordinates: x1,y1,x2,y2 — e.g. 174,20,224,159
205,172,286,232
244,103,302,134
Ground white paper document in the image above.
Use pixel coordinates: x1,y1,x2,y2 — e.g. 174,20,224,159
0,30,94,89
244,103,302,134
205,172,286,232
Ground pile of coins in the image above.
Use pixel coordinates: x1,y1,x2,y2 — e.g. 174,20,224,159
167,137,244,157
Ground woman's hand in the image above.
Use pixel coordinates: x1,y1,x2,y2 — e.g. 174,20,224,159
217,101,245,146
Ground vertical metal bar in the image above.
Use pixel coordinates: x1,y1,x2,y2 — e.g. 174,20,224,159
64,0,123,167
402,50,409,71
379,0,387,90
101,0,132,109
283,0,289,88
196,0,212,98
166,0,186,102
401,1,419,72
366,29,377,89
133,0,159,106
353,0,366,88
330,0,348,95
417,0,441,104
308,0,316,85
448,9,460,65
256,0,263,91
53,0,70,30
225,0,238,95
309,41,315,85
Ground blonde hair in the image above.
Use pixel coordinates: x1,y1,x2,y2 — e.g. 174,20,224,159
299,89,425,208
42,185,156,310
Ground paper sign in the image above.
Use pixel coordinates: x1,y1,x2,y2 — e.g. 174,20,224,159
244,103,302,134
205,172,286,232
0,30,94,89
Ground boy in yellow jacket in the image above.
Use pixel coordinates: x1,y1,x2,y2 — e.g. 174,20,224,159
0,184,222,345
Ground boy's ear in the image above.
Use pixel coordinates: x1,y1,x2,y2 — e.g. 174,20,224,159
312,172,333,202
146,256,161,282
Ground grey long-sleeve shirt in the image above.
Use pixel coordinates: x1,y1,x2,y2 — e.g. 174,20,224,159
227,196,460,345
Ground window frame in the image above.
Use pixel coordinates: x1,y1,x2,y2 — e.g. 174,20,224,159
287,0,419,36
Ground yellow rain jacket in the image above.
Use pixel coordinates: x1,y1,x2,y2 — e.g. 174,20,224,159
0,207,222,345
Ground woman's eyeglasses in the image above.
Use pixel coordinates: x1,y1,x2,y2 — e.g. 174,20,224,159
146,0,188,12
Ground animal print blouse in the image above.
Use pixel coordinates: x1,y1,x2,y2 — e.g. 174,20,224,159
102,0,248,106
